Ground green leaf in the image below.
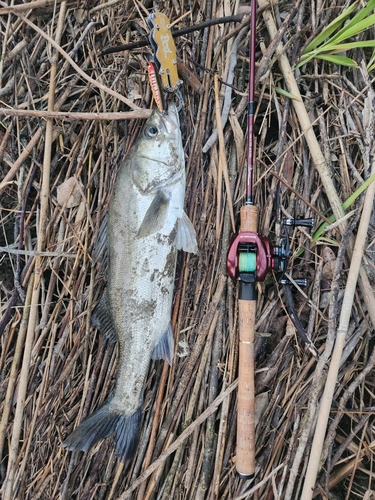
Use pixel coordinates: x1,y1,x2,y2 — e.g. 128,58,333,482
342,173,375,209
301,0,375,69
340,0,375,34
275,87,301,100
314,237,340,246
332,12,375,44
314,54,358,67
299,41,375,69
367,49,375,70
303,2,358,53
297,52,319,68
327,41,375,52
312,171,375,242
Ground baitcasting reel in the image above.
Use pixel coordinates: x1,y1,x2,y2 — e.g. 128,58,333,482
227,217,314,283
227,217,318,357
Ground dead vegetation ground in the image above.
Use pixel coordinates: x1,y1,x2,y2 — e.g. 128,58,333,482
1,0,375,499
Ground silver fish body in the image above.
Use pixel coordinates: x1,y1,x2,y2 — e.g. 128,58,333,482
63,104,197,461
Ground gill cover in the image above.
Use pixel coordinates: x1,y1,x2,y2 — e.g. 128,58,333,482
131,104,183,194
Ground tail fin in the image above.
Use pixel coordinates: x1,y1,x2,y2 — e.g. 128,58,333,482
62,400,142,463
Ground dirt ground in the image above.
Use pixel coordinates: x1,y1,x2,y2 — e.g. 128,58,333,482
1,0,375,499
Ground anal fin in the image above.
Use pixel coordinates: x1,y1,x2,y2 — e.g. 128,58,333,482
152,323,174,365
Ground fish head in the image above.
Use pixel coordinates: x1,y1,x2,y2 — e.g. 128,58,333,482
131,103,184,194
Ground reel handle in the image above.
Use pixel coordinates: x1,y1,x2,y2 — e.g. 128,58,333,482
284,218,315,228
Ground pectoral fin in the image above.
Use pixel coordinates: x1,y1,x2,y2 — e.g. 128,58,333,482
176,211,198,254
137,190,170,238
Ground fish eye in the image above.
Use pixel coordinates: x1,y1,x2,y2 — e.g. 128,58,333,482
144,126,159,138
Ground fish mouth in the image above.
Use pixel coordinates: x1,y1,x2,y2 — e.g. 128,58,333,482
160,103,179,134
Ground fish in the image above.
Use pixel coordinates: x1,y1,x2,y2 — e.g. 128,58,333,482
62,103,197,462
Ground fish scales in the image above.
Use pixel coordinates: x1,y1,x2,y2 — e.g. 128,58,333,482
62,103,197,462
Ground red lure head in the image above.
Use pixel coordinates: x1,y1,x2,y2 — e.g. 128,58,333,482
147,61,166,112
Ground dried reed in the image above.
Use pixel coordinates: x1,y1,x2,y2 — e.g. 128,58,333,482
1,1,375,499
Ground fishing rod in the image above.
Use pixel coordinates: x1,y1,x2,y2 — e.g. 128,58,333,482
142,5,315,481
227,0,315,479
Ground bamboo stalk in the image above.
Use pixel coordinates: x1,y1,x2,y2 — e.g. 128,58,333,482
301,165,375,498
2,5,67,497
0,0,63,14
36,1,67,262
257,0,345,227
0,277,34,464
0,129,42,195
0,108,152,120
1,274,38,500
214,74,236,236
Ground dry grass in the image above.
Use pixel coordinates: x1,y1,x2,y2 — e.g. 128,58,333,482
1,1,375,499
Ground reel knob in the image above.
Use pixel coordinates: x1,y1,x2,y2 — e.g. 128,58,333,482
284,218,315,228
280,278,308,287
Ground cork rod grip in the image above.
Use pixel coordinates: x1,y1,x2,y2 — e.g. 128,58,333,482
240,204,258,232
237,299,256,477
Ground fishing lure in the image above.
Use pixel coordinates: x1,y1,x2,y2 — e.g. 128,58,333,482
147,13,182,93
147,61,165,112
